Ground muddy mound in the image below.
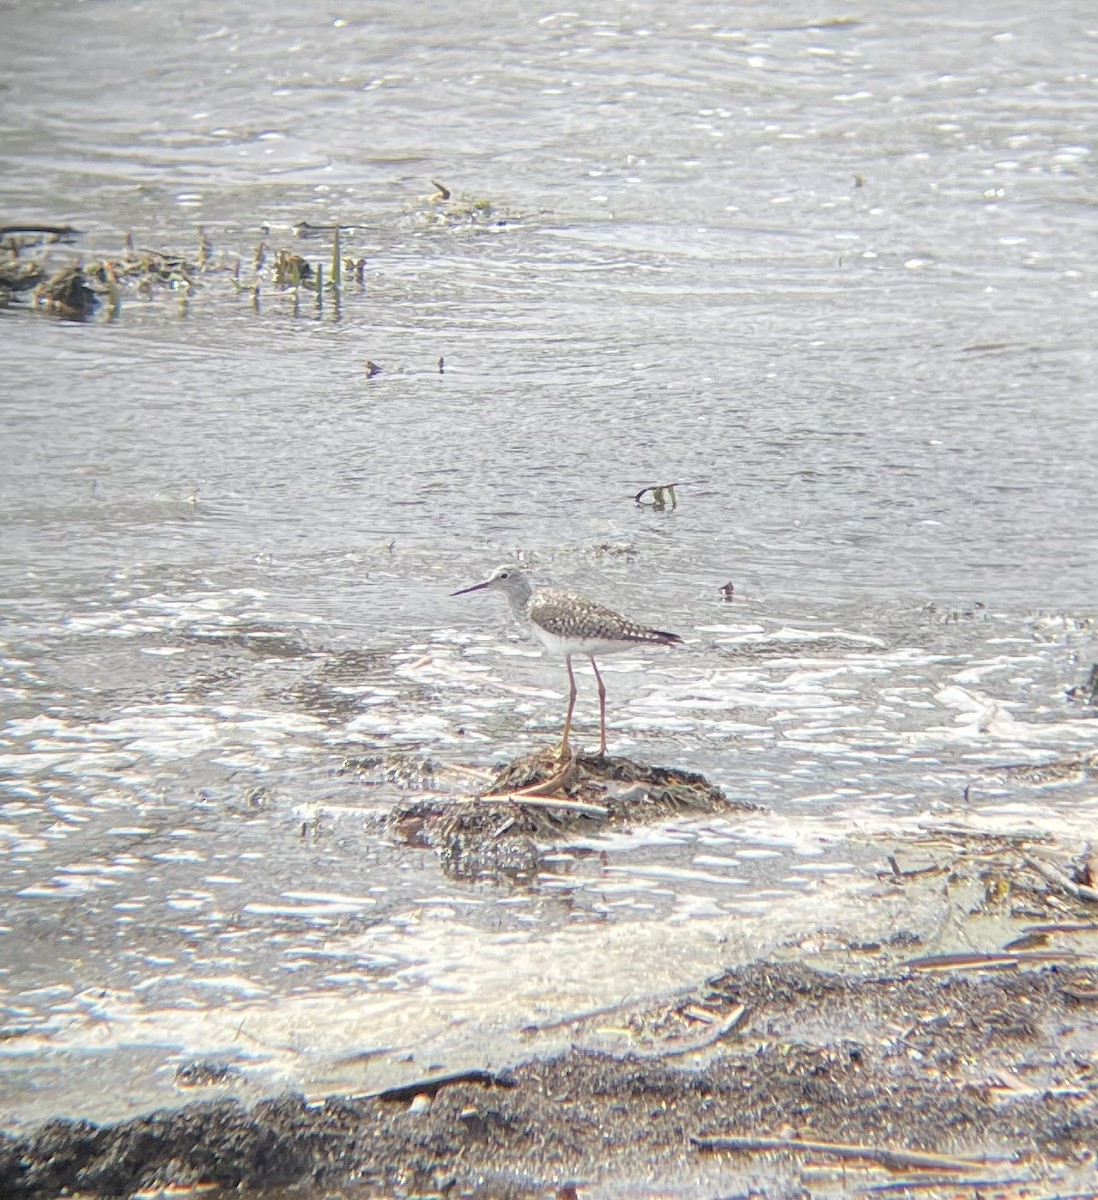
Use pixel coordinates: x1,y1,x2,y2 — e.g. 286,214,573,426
390,751,761,880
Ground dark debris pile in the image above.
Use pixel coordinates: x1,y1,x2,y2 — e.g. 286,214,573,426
390,750,761,880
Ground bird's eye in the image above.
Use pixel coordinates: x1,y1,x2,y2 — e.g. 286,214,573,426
499,571,509,579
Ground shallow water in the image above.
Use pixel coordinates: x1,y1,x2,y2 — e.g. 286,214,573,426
1,0,1097,1130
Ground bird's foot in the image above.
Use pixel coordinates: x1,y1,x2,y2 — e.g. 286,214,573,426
514,751,579,798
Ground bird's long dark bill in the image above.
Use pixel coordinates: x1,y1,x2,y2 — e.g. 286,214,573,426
450,579,491,596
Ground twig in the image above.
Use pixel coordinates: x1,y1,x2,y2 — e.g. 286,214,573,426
441,762,497,784
881,856,942,880
1023,921,1098,934
0,223,81,240
1061,986,1098,1001
915,823,1050,844
692,1133,995,1172
637,1004,748,1059
492,794,608,818
904,950,1078,972
360,1068,515,1102
522,998,645,1035
1022,853,1098,903
521,979,706,1035
860,1179,1033,1194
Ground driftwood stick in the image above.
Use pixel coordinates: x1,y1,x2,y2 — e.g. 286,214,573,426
1022,853,1098,903
0,223,80,240
361,1068,515,1102
861,1178,1034,1195
692,1133,992,1172
1023,920,1098,934
904,949,1077,972
916,823,1048,844
522,998,645,1035
640,1005,749,1059
491,794,608,818
1062,985,1098,1001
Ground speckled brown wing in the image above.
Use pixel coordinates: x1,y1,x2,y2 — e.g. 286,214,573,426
529,588,682,644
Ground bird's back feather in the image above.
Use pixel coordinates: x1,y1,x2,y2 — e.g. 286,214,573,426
529,588,682,645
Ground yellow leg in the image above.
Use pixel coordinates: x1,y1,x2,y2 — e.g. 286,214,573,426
590,655,607,756
560,655,578,761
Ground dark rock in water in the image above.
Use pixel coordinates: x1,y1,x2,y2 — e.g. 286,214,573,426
390,750,761,881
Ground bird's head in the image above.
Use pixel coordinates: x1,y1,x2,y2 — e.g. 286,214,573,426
451,564,529,600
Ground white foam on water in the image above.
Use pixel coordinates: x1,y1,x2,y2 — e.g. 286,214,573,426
605,864,752,887
244,901,372,917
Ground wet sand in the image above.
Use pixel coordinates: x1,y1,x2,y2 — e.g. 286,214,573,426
3,962,1096,1198
4,828,1098,1199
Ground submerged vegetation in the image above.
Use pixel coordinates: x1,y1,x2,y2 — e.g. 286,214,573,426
0,181,514,323
1,224,365,322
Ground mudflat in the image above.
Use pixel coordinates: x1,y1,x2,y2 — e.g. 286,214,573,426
3,955,1096,1199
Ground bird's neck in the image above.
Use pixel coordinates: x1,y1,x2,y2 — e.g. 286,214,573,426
503,578,533,620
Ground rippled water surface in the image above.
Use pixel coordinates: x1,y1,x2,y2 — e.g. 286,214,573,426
1,0,1096,1129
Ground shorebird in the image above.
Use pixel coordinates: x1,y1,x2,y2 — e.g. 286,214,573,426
452,565,683,758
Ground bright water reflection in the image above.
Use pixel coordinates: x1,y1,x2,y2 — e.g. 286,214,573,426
0,0,1096,1130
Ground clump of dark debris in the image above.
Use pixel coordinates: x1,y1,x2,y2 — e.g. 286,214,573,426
173,1059,246,1089
389,750,761,880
